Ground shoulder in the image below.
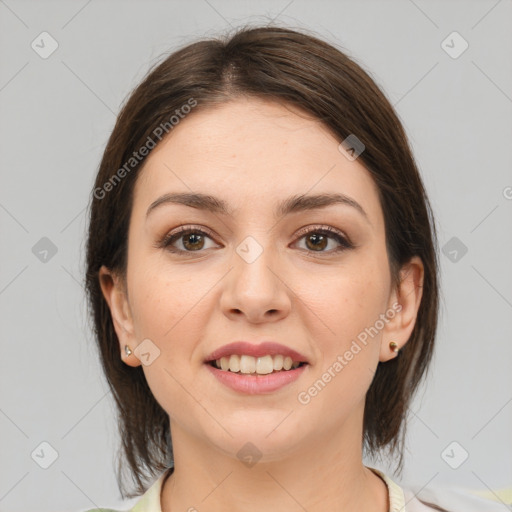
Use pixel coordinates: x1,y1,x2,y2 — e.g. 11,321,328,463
82,509,126,512
82,509,127,512
80,468,171,512
369,466,508,512
403,484,509,512
403,487,450,511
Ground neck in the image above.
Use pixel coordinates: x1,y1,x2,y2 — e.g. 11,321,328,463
160,409,389,512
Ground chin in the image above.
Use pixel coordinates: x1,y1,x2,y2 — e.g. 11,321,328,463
206,418,308,463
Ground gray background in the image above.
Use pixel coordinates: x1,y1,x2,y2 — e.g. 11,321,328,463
1,0,511,511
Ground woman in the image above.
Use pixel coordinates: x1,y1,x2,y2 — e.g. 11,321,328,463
83,25,500,512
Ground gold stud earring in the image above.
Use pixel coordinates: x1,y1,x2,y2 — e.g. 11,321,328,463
124,345,133,356
389,341,399,353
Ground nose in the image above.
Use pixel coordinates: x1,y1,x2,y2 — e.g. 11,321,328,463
220,238,292,324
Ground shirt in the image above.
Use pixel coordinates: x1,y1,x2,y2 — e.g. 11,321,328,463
83,466,511,512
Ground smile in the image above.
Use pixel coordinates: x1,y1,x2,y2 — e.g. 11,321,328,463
205,358,308,395
209,354,305,375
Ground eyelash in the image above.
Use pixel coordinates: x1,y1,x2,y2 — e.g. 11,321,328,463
156,224,354,256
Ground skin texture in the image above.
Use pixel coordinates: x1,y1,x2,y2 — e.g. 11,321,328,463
100,97,424,511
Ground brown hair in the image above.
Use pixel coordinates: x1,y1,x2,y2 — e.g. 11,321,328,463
85,24,439,498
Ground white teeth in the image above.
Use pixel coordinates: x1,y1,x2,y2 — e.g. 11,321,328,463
213,354,303,374
256,355,274,374
228,354,240,372
273,354,283,370
239,355,256,374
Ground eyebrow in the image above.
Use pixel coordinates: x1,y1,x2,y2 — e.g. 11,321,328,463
146,192,370,224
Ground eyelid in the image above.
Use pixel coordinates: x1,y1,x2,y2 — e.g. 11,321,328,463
294,224,350,243
157,223,354,254
156,224,219,249
292,224,354,253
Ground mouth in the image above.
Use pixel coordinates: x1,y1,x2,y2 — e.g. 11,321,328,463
207,354,308,376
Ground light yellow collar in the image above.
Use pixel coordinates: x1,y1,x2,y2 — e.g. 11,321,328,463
130,466,406,512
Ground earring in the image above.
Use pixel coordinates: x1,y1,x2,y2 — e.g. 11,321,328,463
124,345,133,356
389,341,399,353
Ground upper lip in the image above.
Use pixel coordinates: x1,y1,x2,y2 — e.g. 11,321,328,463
205,341,309,363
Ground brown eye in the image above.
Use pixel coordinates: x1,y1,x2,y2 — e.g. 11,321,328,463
159,227,218,253
304,232,328,251
181,232,205,251
157,225,353,256
295,226,353,254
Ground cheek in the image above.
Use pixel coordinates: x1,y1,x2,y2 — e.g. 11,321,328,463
128,261,202,339
127,267,211,415
304,258,391,394
314,264,388,334
296,271,388,422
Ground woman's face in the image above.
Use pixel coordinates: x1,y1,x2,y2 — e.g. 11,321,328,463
101,97,423,462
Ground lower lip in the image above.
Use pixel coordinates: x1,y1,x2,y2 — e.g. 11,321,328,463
205,363,308,394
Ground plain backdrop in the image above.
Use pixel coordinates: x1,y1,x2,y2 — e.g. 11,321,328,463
0,1,511,511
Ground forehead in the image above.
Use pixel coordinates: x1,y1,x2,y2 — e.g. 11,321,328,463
133,97,383,227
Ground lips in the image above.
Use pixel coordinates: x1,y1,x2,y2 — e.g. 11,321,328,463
204,341,309,365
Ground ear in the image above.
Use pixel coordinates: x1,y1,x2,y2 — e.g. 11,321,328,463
99,265,141,368
379,256,424,362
